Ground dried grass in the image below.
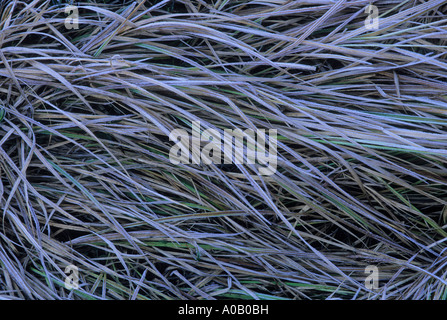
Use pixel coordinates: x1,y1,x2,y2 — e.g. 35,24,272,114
0,0,447,299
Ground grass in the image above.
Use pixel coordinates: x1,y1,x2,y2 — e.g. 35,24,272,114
0,0,447,300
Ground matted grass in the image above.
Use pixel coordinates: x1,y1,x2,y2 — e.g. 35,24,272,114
0,0,447,300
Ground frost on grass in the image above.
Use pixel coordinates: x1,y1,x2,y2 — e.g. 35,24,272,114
0,0,447,300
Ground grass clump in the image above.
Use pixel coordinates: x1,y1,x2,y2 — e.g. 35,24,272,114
0,0,447,300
